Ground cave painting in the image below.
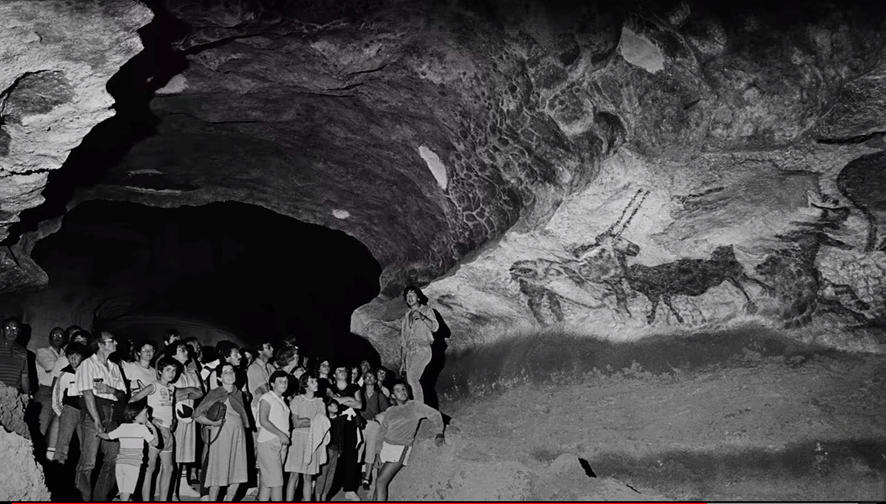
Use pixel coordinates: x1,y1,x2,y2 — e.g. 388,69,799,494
510,189,774,325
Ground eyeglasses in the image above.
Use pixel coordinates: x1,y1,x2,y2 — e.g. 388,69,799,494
102,339,117,345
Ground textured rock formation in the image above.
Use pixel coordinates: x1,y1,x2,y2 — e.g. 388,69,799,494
2,0,886,364
0,0,153,293
0,385,51,501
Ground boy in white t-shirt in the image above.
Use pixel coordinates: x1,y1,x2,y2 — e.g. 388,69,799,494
99,400,157,501
49,341,88,464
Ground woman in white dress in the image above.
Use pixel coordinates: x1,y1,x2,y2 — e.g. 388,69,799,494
284,372,327,501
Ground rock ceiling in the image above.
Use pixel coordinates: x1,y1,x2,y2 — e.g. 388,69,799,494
2,0,886,360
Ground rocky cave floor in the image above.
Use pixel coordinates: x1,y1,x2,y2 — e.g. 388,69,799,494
387,328,886,501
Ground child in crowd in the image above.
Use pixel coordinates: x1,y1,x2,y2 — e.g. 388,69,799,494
50,341,88,464
315,398,345,501
98,400,158,501
130,356,183,501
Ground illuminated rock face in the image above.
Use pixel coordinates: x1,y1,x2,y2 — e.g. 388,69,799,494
3,0,886,363
0,0,153,293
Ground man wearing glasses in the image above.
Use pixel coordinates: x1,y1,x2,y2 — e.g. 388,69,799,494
74,331,127,501
0,318,29,396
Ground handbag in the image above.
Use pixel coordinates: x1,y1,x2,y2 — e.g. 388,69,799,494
202,401,227,447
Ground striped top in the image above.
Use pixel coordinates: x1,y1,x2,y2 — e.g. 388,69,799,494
75,354,126,402
0,341,27,390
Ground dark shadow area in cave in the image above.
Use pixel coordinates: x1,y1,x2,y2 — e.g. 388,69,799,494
439,326,872,401
30,200,382,363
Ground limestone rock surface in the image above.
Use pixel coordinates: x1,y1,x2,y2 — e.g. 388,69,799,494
0,385,51,501
0,0,153,293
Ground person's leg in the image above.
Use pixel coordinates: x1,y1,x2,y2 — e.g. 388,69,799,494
285,472,298,501
158,449,175,500
340,440,362,499
209,486,220,501
37,385,55,437
270,484,283,501
95,435,120,501
75,416,99,501
46,409,60,460
362,420,380,485
405,347,432,404
54,405,78,463
372,462,403,502
302,474,313,502
224,483,240,501
258,485,271,501
316,449,340,501
143,446,159,501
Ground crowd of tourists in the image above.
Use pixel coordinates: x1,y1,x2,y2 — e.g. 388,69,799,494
0,286,446,502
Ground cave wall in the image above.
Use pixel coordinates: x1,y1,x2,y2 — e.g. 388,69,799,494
0,385,51,501
0,0,153,293
2,0,886,365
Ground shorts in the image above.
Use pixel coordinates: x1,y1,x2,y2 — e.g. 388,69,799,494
379,442,412,466
257,438,286,487
150,424,174,453
116,464,140,494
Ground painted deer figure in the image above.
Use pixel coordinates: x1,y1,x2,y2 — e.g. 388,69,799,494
509,189,648,323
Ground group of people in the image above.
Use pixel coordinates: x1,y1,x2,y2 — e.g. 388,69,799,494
0,285,447,502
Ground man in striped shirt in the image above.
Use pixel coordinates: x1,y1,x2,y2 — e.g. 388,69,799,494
74,331,127,502
0,318,29,395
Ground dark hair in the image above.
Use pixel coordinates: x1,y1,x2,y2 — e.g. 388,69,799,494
90,331,115,353
164,340,193,363
216,341,240,361
215,361,236,386
123,399,149,423
64,325,82,338
268,369,289,388
183,336,200,347
402,285,429,305
71,330,90,344
65,341,89,358
163,329,180,343
298,371,318,393
2,317,20,327
273,343,297,368
130,339,158,362
391,380,409,398
156,356,182,376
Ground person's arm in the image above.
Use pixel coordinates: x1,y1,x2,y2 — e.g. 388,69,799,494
413,402,445,445
378,390,391,413
290,399,312,428
82,389,104,432
20,365,30,396
51,374,64,415
334,388,363,410
174,386,200,401
35,348,56,372
399,317,408,373
247,365,270,399
420,306,440,332
374,409,390,464
144,422,159,447
259,399,290,444
129,382,155,403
